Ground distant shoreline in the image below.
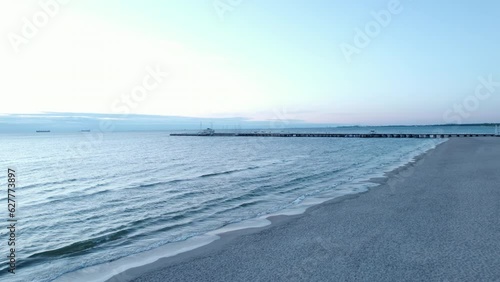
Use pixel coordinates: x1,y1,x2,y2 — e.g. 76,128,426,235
0,118,498,134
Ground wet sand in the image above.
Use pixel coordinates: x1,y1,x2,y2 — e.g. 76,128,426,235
108,137,500,282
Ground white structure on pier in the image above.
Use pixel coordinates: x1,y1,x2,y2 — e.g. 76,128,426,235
198,128,215,136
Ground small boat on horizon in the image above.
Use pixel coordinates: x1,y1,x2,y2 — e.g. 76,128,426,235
36,130,51,133
81,130,91,132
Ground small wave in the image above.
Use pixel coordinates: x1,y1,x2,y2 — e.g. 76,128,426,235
29,229,130,259
88,163,271,200
21,178,81,190
289,168,343,183
131,166,260,190
139,181,175,188
199,166,260,178
216,188,268,206
154,222,193,233
266,168,346,195
26,187,113,209
214,200,263,214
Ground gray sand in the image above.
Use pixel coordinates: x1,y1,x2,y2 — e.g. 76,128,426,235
109,138,500,282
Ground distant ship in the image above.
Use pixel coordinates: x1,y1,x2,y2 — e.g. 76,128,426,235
81,130,91,132
36,130,51,133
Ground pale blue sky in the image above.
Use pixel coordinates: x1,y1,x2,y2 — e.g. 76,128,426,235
2,0,499,125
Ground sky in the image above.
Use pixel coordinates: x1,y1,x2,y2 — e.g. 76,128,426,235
1,0,499,128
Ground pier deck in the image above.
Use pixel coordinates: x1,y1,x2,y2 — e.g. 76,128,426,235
170,133,499,138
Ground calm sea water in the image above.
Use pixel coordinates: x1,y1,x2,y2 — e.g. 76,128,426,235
0,126,495,281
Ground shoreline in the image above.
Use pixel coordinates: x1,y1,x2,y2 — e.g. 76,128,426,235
93,139,449,282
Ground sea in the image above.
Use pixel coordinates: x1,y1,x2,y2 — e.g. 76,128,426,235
0,125,496,281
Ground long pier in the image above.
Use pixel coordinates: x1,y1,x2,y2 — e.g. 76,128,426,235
170,132,499,138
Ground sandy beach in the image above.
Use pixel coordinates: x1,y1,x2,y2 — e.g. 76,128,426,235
108,137,500,282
